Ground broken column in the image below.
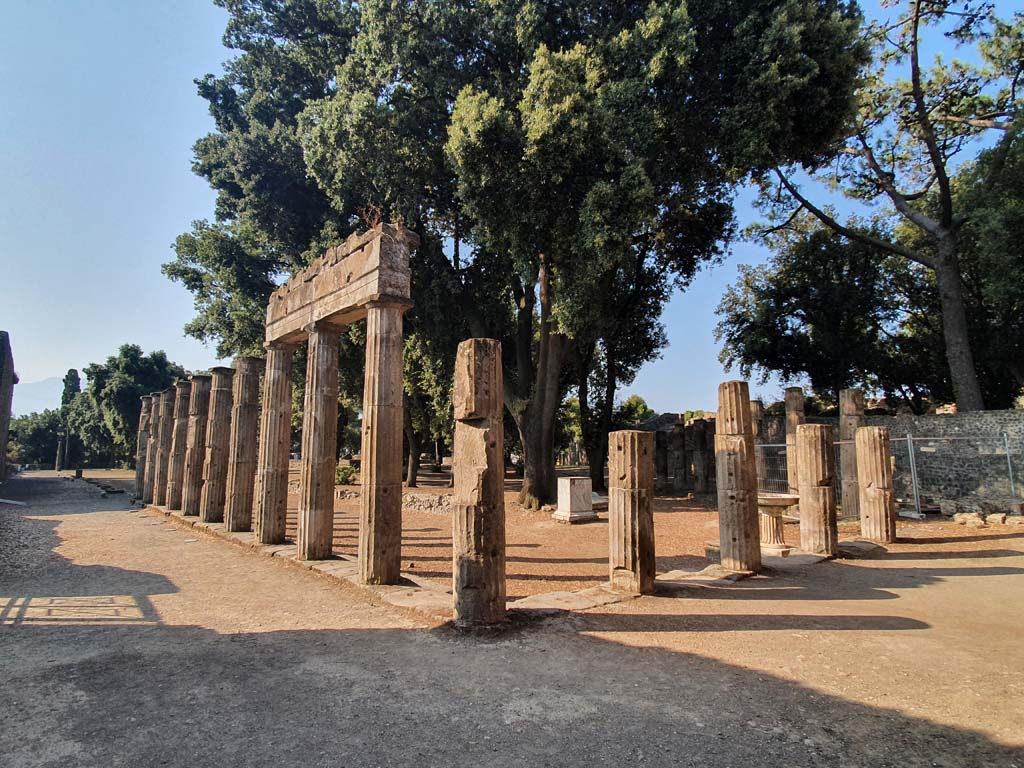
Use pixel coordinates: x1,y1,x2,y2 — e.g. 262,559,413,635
608,429,655,594
134,395,152,498
224,356,262,533
669,423,687,491
715,381,761,573
452,338,506,625
359,300,408,584
797,423,838,556
750,399,766,441
784,387,805,497
297,325,340,560
254,342,295,544
152,388,175,506
165,379,192,510
690,419,709,493
181,374,211,516
143,391,162,504
839,388,865,519
856,426,896,543
198,367,234,523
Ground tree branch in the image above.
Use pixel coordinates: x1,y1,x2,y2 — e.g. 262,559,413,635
856,133,943,235
933,115,1014,131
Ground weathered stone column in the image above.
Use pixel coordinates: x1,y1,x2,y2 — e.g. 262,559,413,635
608,429,655,594
690,419,708,493
654,430,668,493
297,326,340,560
54,439,64,472
669,424,687,492
452,339,506,625
134,395,152,498
359,300,408,584
856,426,896,543
797,424,838,555
839,388,865,519
181,374,211,516
224,356,262,533
199,367,234,523
165,379,192,510
784,387,805,497
143,391,162,504
715,381,761,573
254,342,295,544
750,399,765,441
153,389,175,506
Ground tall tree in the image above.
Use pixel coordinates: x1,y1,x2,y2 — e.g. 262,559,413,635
61,369,81,408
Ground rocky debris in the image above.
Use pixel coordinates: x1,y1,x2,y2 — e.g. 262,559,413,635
985,512,1008,525
333,488,359,501
401,492,452,514
939,496,1024,517
952,511,987,527
836,539,888,558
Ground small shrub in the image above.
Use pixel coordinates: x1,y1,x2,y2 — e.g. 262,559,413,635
335,464,357,485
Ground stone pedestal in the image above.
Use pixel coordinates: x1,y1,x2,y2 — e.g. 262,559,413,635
298,326,340,560
224,356,262,532
181,374,211,516
797,423,838,555
152,389,175,506
757,493,798,557
553,476,596,523
856,426,896,543
452,338,506,626
135,395,152,499
166,380,192,510
715,380,761,573
784,387,805,499
199,367,234,523
608,430,655,594
254,343,295,544
143,391,162,504
839,389,865,519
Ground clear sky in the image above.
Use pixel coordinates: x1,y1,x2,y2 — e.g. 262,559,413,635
1,0,1004,416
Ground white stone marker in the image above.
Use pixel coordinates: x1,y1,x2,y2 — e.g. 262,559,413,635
553,476,597,523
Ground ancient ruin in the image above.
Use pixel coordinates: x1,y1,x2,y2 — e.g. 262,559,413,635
224,356,261,532
797,423,838,555
715,381,761,573
856,426,897,543
608,429,656,593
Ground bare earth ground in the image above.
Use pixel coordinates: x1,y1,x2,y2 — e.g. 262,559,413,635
1,471,1023,767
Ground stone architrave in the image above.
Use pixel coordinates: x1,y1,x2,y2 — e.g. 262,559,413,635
165,379,192,510
152,389,175,506
199,367,235,523
797,424,838,555
297,326,341,560
181,374,212,516
254,343,295,544
608,430,655,594
143,391,162,504
224,356,263,533
784,387,805,497
856,426,896,543
553,476,595,524
690,419,709,493
452,338,506,626
839,389,865,519
134,395,153,498
715,381,762,573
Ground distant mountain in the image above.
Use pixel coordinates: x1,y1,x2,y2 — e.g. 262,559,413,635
11,376,63,417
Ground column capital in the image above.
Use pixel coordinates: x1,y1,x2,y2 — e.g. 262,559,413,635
233,355,264,371
263,339,300,353
365,296,414,314
302,318,346,336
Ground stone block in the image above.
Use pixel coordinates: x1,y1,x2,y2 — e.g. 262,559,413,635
552,476,596,523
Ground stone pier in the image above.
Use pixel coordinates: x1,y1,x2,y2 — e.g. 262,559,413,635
750,399,765,441
669,424,686,491
452,338,506,625
134,395,152,498
143,391,162,504
856,426,896,543
690,418,709,493
152,389,174,506
715,381,761,573
181,374,212,516
224,356,262,533
797,423,838,556
608,429,655,594
198,367,234,523
165,379,192,510
254,343,295,544
784,386,805,498
839,388,865,518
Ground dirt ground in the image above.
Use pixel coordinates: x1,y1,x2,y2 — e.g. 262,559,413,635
1,471,1023,767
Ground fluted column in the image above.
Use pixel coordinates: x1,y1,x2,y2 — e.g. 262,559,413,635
297,326,340,560
690,419,708,493
165,380,192,510
452,339,506,625
135,395,152,498
224,356,263,532
199,367,234,523
608,429,655,594
359,301,408,584
750,399,766,441
143,391,162,504
715,380,761,573
839,389,865,519
856,426,896,543
784,387,805,498
152,389,175,506
181,374,211,516
797,424,838,555
254,342,295,544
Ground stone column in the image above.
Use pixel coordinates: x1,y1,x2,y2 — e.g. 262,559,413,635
143,391,162,504
297,326,340,560
224,356,262,533
608,429,655,594
669,424,687,492
452,339,506,625
654,430,668,493
797,424,838,556
690,419,708,493
153,389,175,506
750,399,765,441
359,301,408,584
715,381,761,573
181,374,211,516
784,387,805,497
165,379,192,510
254,342,295,544
134,395,152,498
839,388,865,519
54,439,64,472
856,426,896,543
199,367,234,523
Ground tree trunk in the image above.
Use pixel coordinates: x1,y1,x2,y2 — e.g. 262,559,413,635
935,242,984,411
403,397,420,487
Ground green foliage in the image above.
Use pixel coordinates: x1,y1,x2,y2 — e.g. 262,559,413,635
8,410,62,467
335,464,357,485
61,369,81,408
615,394,657,426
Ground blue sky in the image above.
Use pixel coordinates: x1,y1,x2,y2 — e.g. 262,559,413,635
1,0,1013,416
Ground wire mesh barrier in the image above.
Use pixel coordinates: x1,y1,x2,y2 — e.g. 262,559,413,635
754,443,790,494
